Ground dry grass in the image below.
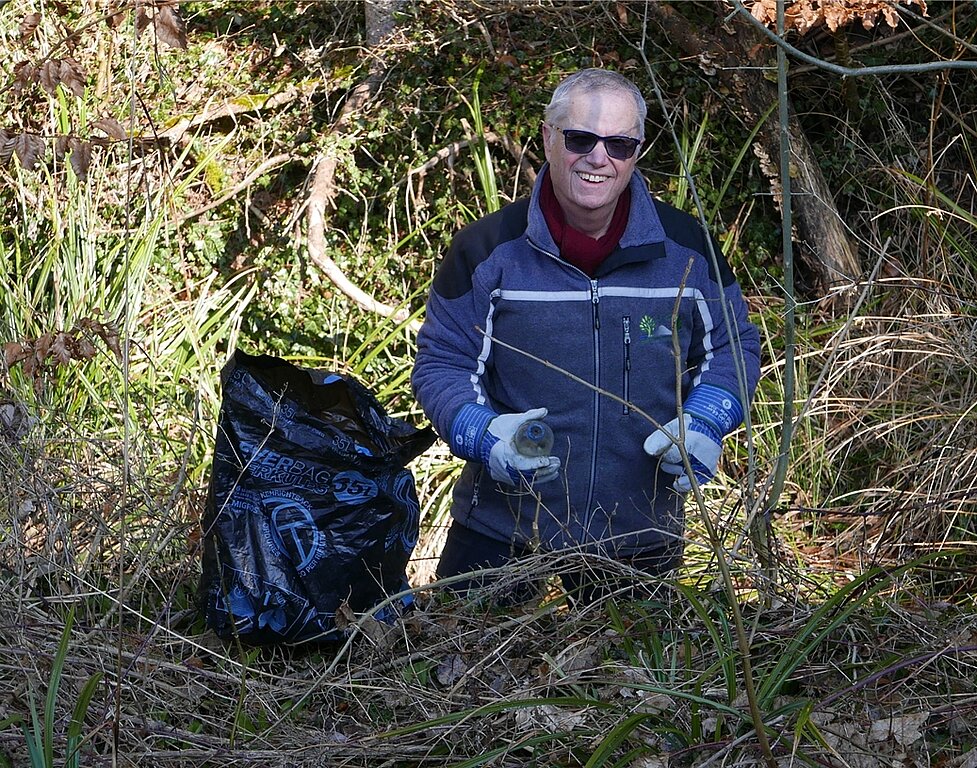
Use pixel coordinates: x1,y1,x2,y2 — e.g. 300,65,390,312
3,395,977,766
3,226,977,766
2,1,977,765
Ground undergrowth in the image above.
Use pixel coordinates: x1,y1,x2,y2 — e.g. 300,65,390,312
1,1,977,766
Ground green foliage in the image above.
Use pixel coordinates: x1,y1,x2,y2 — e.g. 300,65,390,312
21,608,102,768
1,1,977,765
458,68,501,214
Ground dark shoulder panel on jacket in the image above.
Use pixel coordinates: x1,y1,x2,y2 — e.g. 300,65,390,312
653,198,736,287
432,199,531,299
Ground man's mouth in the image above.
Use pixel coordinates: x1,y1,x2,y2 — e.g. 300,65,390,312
577,172,608,183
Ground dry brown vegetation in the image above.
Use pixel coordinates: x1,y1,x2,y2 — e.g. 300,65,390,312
2,1,977,766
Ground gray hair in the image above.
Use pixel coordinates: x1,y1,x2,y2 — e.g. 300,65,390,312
544,68,647,140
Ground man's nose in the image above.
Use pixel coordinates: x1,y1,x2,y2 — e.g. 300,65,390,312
584,139,611,163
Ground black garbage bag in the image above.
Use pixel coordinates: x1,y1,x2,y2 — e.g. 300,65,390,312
197,350,436,645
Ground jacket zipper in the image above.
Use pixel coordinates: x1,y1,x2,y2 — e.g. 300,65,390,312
585,279,601,519
623,315,631,414
526,238,602,528
590,278,600,331
471,467,481,508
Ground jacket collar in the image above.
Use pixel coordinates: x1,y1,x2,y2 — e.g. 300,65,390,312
527,164,667,260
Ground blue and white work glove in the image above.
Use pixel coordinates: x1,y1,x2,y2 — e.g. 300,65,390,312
643,384,743,493
450,404,561,487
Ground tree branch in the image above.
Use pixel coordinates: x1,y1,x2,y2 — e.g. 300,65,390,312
303,0,416,332
306,154,419,331
174,153,293,225
155,81,322,145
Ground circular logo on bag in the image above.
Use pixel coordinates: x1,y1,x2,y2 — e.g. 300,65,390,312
331,471,378,504
391,469,420,552
265,492,324,574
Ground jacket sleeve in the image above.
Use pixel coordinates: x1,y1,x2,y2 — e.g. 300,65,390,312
687,232,762,421
411,225,499,456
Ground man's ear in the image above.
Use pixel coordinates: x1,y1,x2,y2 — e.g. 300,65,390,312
541,122,553,161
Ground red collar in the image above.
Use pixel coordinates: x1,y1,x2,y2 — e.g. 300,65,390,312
540,169,631,277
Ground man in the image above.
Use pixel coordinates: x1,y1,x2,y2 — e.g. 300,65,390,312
412,68,761,600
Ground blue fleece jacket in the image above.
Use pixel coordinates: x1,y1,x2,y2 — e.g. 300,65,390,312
411,167,761,557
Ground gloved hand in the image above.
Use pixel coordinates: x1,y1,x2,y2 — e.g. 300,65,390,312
482,408,561,486
643,385,743,493
643,414,722,493
449,403,560,487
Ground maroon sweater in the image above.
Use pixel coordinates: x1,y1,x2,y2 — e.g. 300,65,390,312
539,169,631,276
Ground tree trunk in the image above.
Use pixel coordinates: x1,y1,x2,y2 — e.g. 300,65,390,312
645,2,861,306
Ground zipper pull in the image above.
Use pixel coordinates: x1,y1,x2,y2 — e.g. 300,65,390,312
591,279,600,330
623,316,631,370
623,315,632,415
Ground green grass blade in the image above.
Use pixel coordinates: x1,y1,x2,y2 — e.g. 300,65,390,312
708,100,777,226
66,672,103,768
43,607,76,767
674,583,737,701
584,712,655,767
447,733,568,768
757,559,930,706
377,695,613,740
24,694,45,768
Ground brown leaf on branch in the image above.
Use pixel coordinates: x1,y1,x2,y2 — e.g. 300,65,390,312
101,324,122,362
50,333,72,367
743,0,926,35
12,61,37,94
3,320,124,393
59,58,86,97
823,3,853,32
78,318,123,361
3,342,30,368
0,129,14,165
39,59,60,95
92,116,126,140
12,133,44,170
878,4,901,28
29,334,54,389
19,13,41,45
104,0,127,29
74,336,98,360
22,354,38,381
37,58,85,98
68,138,92,180
135,6,153,37
155,5,188,49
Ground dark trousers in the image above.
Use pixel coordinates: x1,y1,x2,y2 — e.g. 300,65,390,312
435,520,682,605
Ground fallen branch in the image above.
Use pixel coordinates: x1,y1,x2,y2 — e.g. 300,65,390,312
155,80,323,145
307,154,420,332
304,1,420,332
405,130,539,187
174,153,293,225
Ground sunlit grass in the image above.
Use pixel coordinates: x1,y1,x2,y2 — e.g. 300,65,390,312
2,1,977,766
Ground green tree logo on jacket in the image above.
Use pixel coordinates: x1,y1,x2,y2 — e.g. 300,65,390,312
639,315,681,341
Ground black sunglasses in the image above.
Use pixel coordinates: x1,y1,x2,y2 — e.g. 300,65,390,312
550,125,642,160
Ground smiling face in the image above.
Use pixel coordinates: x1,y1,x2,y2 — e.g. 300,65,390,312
542,88,641,238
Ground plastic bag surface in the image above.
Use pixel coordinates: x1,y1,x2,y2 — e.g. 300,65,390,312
197,350,435,645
